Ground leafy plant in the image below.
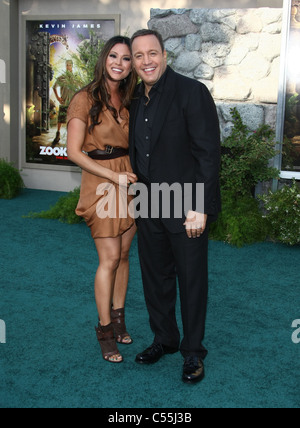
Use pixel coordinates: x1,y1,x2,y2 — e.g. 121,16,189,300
210,108,281,247
259,179,300,246
26,187,83,224
69,31,105,88
0,159,24,199
210,190,268,247
281,135,299,171
221,108,280,196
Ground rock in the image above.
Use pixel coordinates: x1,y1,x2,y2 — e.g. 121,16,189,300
252,57,281,103
150,9,172,19
235,33,260,51
209,9,237,22
185,34,202,51
164,38,184,55
259,8,282,26
148,14,198,40
150,9,189,18
236,10,263,34
258,33,282,61
200,42,230,68
239,52,271,81
214,67,252,101
174,51,202,72
264,104,278,130
201,22,235,44
189,9,208,25
194,63,215,80
222,16,237,31
263,22,282,34
225,43,249,65
219,103,265,131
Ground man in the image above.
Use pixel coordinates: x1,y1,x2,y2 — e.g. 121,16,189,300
129,30,221,384
52,60,77,146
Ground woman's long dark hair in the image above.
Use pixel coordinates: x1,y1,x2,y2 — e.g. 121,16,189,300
85,36,137,134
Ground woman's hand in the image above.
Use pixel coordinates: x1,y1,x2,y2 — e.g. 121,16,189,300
113,172,138,187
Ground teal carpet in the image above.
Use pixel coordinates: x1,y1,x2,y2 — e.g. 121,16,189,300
0,189,299,408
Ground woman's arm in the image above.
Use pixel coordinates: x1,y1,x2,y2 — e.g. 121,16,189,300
67,118,137,186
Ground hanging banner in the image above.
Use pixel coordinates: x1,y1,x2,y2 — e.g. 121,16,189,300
23,16,119,170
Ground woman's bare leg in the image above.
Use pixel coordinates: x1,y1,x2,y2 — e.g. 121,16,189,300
113,224,137,310
94,236,122,362
112,224,137,344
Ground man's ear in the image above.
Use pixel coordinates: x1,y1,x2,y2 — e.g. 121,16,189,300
163,50,168,63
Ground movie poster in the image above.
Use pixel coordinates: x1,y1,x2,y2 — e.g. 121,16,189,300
25,17,117,168
282,1,300,172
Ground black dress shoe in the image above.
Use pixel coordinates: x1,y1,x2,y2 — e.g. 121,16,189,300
135,342,178,364
182,356,205,384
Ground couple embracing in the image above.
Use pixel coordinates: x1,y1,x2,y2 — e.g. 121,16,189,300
67,29,221,384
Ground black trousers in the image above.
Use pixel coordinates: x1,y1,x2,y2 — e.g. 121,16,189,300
137,217,209,360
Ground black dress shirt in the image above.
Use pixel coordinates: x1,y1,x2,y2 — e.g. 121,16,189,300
134,68,169,182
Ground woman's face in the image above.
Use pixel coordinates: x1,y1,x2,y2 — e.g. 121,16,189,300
105,43,132,82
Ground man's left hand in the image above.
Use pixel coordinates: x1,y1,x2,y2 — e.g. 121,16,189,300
184,211,208,239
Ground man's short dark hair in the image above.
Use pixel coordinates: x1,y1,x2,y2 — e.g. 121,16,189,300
131,29,165,53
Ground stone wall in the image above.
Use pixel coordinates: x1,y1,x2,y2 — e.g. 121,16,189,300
148,8,283,139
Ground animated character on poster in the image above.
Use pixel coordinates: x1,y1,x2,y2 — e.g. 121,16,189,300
52,59,80,147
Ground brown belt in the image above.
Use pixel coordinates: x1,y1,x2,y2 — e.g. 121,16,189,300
88,146,129,160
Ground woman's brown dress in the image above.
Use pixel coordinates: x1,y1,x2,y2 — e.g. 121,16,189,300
67,90,135,239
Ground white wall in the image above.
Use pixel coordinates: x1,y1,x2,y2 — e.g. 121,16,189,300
0,0,10,162
21,168,82,192
9,0,284,191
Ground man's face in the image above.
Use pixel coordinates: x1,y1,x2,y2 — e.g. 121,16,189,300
131,35,167,93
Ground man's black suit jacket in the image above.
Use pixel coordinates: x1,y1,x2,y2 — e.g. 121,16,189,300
129,66,221,233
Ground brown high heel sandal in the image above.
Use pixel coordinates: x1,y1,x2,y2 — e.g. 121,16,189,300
95,322,123,363
111,308,133,345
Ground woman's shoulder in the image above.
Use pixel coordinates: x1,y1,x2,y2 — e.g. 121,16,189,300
67,89,91,123
70,89,91,105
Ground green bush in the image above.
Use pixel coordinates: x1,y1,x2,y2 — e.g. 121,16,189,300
210,190,268,247
0,159,24,199
221,108,279,196
210,108,279,247
259,179,300,246
26,187,83,224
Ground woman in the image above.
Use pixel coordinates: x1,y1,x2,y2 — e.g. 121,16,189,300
67,36,138,364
